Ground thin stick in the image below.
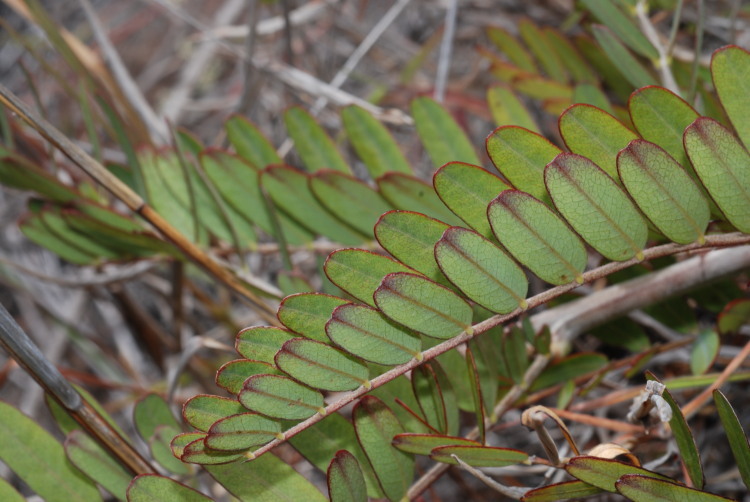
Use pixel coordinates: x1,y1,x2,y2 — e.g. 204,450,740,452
0,84,280,323
682,338,750,419
434,0,458,103
78,0,169,143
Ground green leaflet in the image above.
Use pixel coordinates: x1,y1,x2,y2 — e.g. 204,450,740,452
0,401,101,502
0,156,80,203
522,480,603,501
290,413,383,499
225,115,282,168
712,45,750,150
201,150,311,245
486,26,537,73
658,385,704,488
127,474,212,502
591,25,656,89
513,77,573,108
545,27,597,84
573,83,614,114
236,326,296,364
411,96,481,167
65,430,131,501
433,161,510,239
134,393,181,443
207,453,327,502
545,153,648,261
618,140,709,244
140,149,206,244
713,390,750,490
277,293,350,343
149,425,191,475
465,347,487,443
519,19,567,83
206,412,281,451
574,34,634,101
488,190,586,285
0,479,23,502
431,360,461,433
261,165,365,245
374,210,450,285
435,227,528,314
615,475,734,501
324,249,415,307
239,374,324,420
353,396,414,502
559,103,638,180
216,360,279,395
284,106,350,173
182,395,247,432
691,330,719,375
175,433,243,465
309,170,392,235
375,272,473,339
717,299,750,335
628,86,699,168
20,210,97,265
430,445,529,467
566,456,671,492
684,117,750,233
504,324,531,384
62,210,173,258
377,173,461,225
276,338,370,391
341,105,412,177
581,0,657,59
132,395,190,475
411,364,450,433
327,450,368,502
391,433,480,455
486,126,562,205
326,304,421,365
487,85,539,132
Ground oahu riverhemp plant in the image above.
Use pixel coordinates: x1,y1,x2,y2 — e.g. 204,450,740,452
1,2,750,501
